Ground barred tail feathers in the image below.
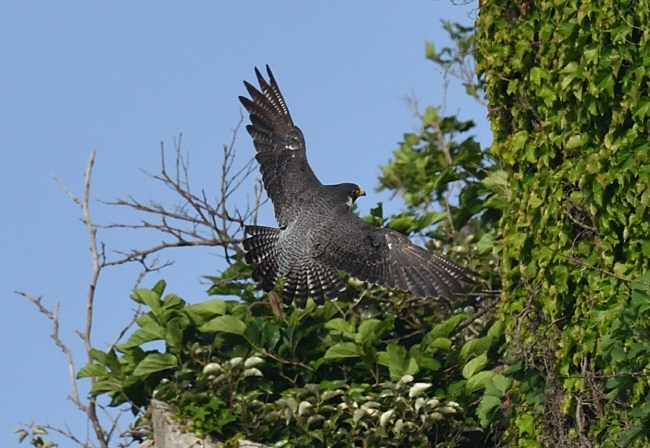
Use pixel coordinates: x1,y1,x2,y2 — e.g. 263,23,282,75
243,225,282,293
281,260,345,308
244,225,346,308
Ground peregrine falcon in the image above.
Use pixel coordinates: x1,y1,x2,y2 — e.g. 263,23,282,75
240,66,474,308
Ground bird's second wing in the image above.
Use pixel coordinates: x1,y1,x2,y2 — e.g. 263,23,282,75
321,218,474,301
239,66,321,225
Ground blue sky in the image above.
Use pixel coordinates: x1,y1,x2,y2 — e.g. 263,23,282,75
1,2,488,447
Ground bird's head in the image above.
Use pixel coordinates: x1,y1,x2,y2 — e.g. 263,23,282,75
327,183,366,208
339,183,365,208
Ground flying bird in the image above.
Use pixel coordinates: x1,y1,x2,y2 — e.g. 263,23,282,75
240,66,474,308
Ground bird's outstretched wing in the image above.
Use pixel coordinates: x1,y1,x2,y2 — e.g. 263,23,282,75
239,66,321,226
320,218,475,301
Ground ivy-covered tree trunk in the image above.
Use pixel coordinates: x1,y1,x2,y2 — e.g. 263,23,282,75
477,1,650,446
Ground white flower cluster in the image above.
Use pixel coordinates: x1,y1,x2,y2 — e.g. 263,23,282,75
201,355,265,384
272,374,462,439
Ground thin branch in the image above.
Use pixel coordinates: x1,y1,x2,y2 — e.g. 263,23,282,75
80,150,99,359
14,293,84,411
98,127,259,269
74,150,109,448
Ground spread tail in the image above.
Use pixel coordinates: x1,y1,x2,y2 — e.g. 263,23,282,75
243,224,345,308
243,225,282,293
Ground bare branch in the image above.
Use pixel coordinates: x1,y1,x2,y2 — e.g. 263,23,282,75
98,121,260,270
80,150,99,358
14,292,84,411
72,150,110,448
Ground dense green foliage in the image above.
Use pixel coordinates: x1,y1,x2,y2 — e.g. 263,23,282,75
476,0,650,446
81,277,501,446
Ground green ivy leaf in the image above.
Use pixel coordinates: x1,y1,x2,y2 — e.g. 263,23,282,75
511,131,528,150
566,133,588,150
518,412,536,435
557,22,575,38
634,99,650,120
529,66,545,85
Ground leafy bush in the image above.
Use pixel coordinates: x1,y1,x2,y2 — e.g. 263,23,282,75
81,266,505,446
